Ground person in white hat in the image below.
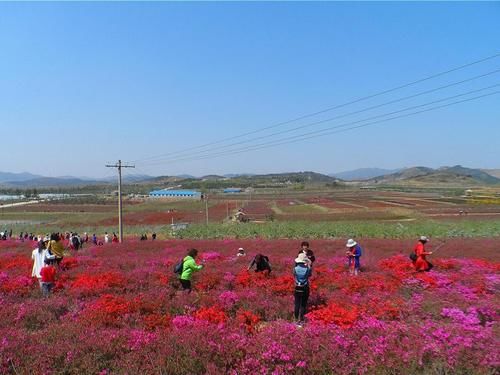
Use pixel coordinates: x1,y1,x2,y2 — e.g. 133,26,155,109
293,252,312,326
236,247,246,257
346,239,363,275
412,236,433,272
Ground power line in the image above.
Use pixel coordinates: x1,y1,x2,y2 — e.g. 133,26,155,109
131,52,500,164
137,69,500,165
138,84,499,166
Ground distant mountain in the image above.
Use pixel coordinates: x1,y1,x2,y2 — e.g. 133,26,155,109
369,165,500,185
331,168,402,181
201,175,225,180
1,177,105,187
223,173,256,178
483,169,500,179
0,171,42,183
249,171,337,183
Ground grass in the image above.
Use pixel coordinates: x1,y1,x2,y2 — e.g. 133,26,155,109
170,219,500,239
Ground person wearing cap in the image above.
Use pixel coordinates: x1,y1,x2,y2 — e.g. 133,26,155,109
293,252,312,325
346,239,363,275
413,236,433,272
236,247,246,257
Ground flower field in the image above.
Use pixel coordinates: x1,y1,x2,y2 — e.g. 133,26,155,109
0,238,499,374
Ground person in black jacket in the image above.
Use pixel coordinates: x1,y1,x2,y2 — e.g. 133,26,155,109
297,241,315,265
248,254,271,274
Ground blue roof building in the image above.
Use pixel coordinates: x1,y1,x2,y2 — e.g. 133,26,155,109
223,188,243,193
149,189,202,199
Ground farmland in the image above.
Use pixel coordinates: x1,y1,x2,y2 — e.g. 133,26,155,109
1,188,499,239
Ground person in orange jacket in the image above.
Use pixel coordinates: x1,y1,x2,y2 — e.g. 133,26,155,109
413,236,433,272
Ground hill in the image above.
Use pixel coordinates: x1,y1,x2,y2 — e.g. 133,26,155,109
331,168,401,181
369,165,500,186
482,169,500,179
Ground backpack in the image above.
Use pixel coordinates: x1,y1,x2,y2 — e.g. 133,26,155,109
173,259,184,275
356,245,362,257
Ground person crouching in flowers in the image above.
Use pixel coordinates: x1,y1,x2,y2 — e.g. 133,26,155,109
236,247,246,257
247,254,271,275
346,239,362,275
293,253,312,326
180,248,204,293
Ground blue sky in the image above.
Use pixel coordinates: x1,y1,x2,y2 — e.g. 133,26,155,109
0,2,499,178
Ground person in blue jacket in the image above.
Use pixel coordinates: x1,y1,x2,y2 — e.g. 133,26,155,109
346,238,363,275
293,252,312,326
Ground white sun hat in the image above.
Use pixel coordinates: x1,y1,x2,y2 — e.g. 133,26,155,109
346,239,357,248
295,252,311,264
238,247,245,251
420,236,429,242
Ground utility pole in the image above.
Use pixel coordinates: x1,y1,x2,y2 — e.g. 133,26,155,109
106,160,135,243
205,195,209,226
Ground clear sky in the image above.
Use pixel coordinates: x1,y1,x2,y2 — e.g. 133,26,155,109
0,2,499,178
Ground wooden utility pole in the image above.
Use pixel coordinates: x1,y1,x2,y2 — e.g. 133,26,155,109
105,160,135,242
205,195,209,226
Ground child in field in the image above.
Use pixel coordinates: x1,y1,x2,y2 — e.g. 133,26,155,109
179,248,204,292
346,239,362,275
39,258,56,297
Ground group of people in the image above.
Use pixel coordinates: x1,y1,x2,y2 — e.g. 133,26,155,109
31,233,66,296
0,229,13,240
174,237,434,326
139,232,157,241
27,231,434,325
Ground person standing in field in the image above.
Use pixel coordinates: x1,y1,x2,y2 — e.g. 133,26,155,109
179,248,204,292
413,236,433,272
39,258,56,297
31,240,47,284
346,239,363,275
112,233,119,243
46,233,65,267
293,252,312,326
298,241,316,265
104,232,110,244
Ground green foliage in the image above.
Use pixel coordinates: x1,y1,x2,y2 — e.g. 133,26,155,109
170,219,500,240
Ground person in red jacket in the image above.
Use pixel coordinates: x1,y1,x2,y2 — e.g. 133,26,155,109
40,259,56,297
413,236,433,272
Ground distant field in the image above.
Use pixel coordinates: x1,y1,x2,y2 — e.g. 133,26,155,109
1,188,500,239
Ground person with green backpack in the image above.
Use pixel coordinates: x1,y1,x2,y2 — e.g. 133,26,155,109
176,248,204,292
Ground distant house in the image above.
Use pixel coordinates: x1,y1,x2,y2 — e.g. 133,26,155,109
149,189,202,199
223,188,243,194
